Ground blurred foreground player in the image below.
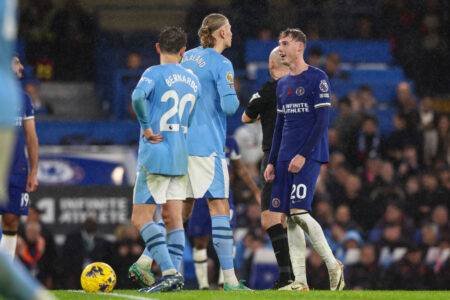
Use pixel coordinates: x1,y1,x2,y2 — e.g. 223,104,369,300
129,26,200,293
188,136,260,289
0,1,53,299
264,28,345,291
0,56,39,259
180,14,250,291
242,47,300,288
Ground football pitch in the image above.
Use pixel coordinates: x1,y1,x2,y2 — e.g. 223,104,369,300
50,290,450,300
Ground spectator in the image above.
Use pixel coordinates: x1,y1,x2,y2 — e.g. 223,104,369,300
60,217,112,289
394,82,419,131
370,202,414,243
324,53,349,80
383,247,433,289
334,204,361,232
24,80,54,116
335,230,363,265
306,251,329,290
385,113,419,161
418,173,449,215
306,47,323,67
376,224,410,268
431,206,449,237
17,221,54,288
355,116,382,165
346,244,381,289
425,115,450,166
314,200,334,230
419,97,436,130
110,223,145,289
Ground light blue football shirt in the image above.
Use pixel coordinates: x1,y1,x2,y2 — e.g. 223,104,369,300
181,46,237,158
133,63,201,176
0,0,21,127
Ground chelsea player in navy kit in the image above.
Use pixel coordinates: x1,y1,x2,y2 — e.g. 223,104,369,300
264,28,345,291
0,56,39,259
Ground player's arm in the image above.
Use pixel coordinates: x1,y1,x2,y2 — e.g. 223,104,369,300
288,75,331,173
216,60,239,115
242,90,264,123
231,158,261,204
264,95,284,182
22,96,39,192
131,70,162,143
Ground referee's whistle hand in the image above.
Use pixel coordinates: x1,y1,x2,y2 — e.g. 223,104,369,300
288,155,305,173
264,164,275,182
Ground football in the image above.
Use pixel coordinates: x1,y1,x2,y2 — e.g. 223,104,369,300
80,262,117,293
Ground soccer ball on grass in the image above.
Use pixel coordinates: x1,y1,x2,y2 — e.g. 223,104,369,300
80,262,117,293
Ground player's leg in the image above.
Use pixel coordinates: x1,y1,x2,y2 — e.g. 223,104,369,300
281,217,309,291
289,161,345,291
0,187,29,258
260,153,295,287
130,170,182,293
162,175,190,272
192,236,210,289
0,213,19,258
162,200,184,272
187,198,212,289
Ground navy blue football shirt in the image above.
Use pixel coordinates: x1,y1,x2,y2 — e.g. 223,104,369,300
268,66,331,164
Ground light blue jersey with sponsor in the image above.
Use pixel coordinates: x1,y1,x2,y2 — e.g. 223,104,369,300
132,64,201,176
181,46,239,158
0,0,20,127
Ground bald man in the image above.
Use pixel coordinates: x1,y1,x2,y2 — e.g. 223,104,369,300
241,47,295,289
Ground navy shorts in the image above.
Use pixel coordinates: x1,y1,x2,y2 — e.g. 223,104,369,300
187,194,235,238
0,184,29,216
270,159,321,214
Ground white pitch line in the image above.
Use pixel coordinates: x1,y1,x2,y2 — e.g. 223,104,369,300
67,290,158,300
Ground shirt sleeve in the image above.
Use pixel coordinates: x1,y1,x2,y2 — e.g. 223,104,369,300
216,59,237,98
132,68,156,129
313,73,332,109
23,93,35,120
267,86,284,165
216,59,239,115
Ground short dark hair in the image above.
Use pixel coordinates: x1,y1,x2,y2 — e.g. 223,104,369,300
279,28,307,45
158,26,187,54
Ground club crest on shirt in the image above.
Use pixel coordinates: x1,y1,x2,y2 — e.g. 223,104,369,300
226,71,234,88
272,198,281,208
296,86,305,96
226,71,233,83
319,80,329,93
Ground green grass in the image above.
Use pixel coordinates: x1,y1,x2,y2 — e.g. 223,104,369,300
51,290,450,300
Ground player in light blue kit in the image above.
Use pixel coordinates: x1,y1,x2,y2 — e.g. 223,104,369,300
130,26,200,293
180,13,249,291
188,136,260,289
0,1,54,299
264,28,344,291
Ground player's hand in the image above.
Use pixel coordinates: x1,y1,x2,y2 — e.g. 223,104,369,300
143,128,163,143
264,164,275,182
288,155,306,173
26,172,38,192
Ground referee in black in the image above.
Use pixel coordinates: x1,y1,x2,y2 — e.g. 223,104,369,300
241,47,293,289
